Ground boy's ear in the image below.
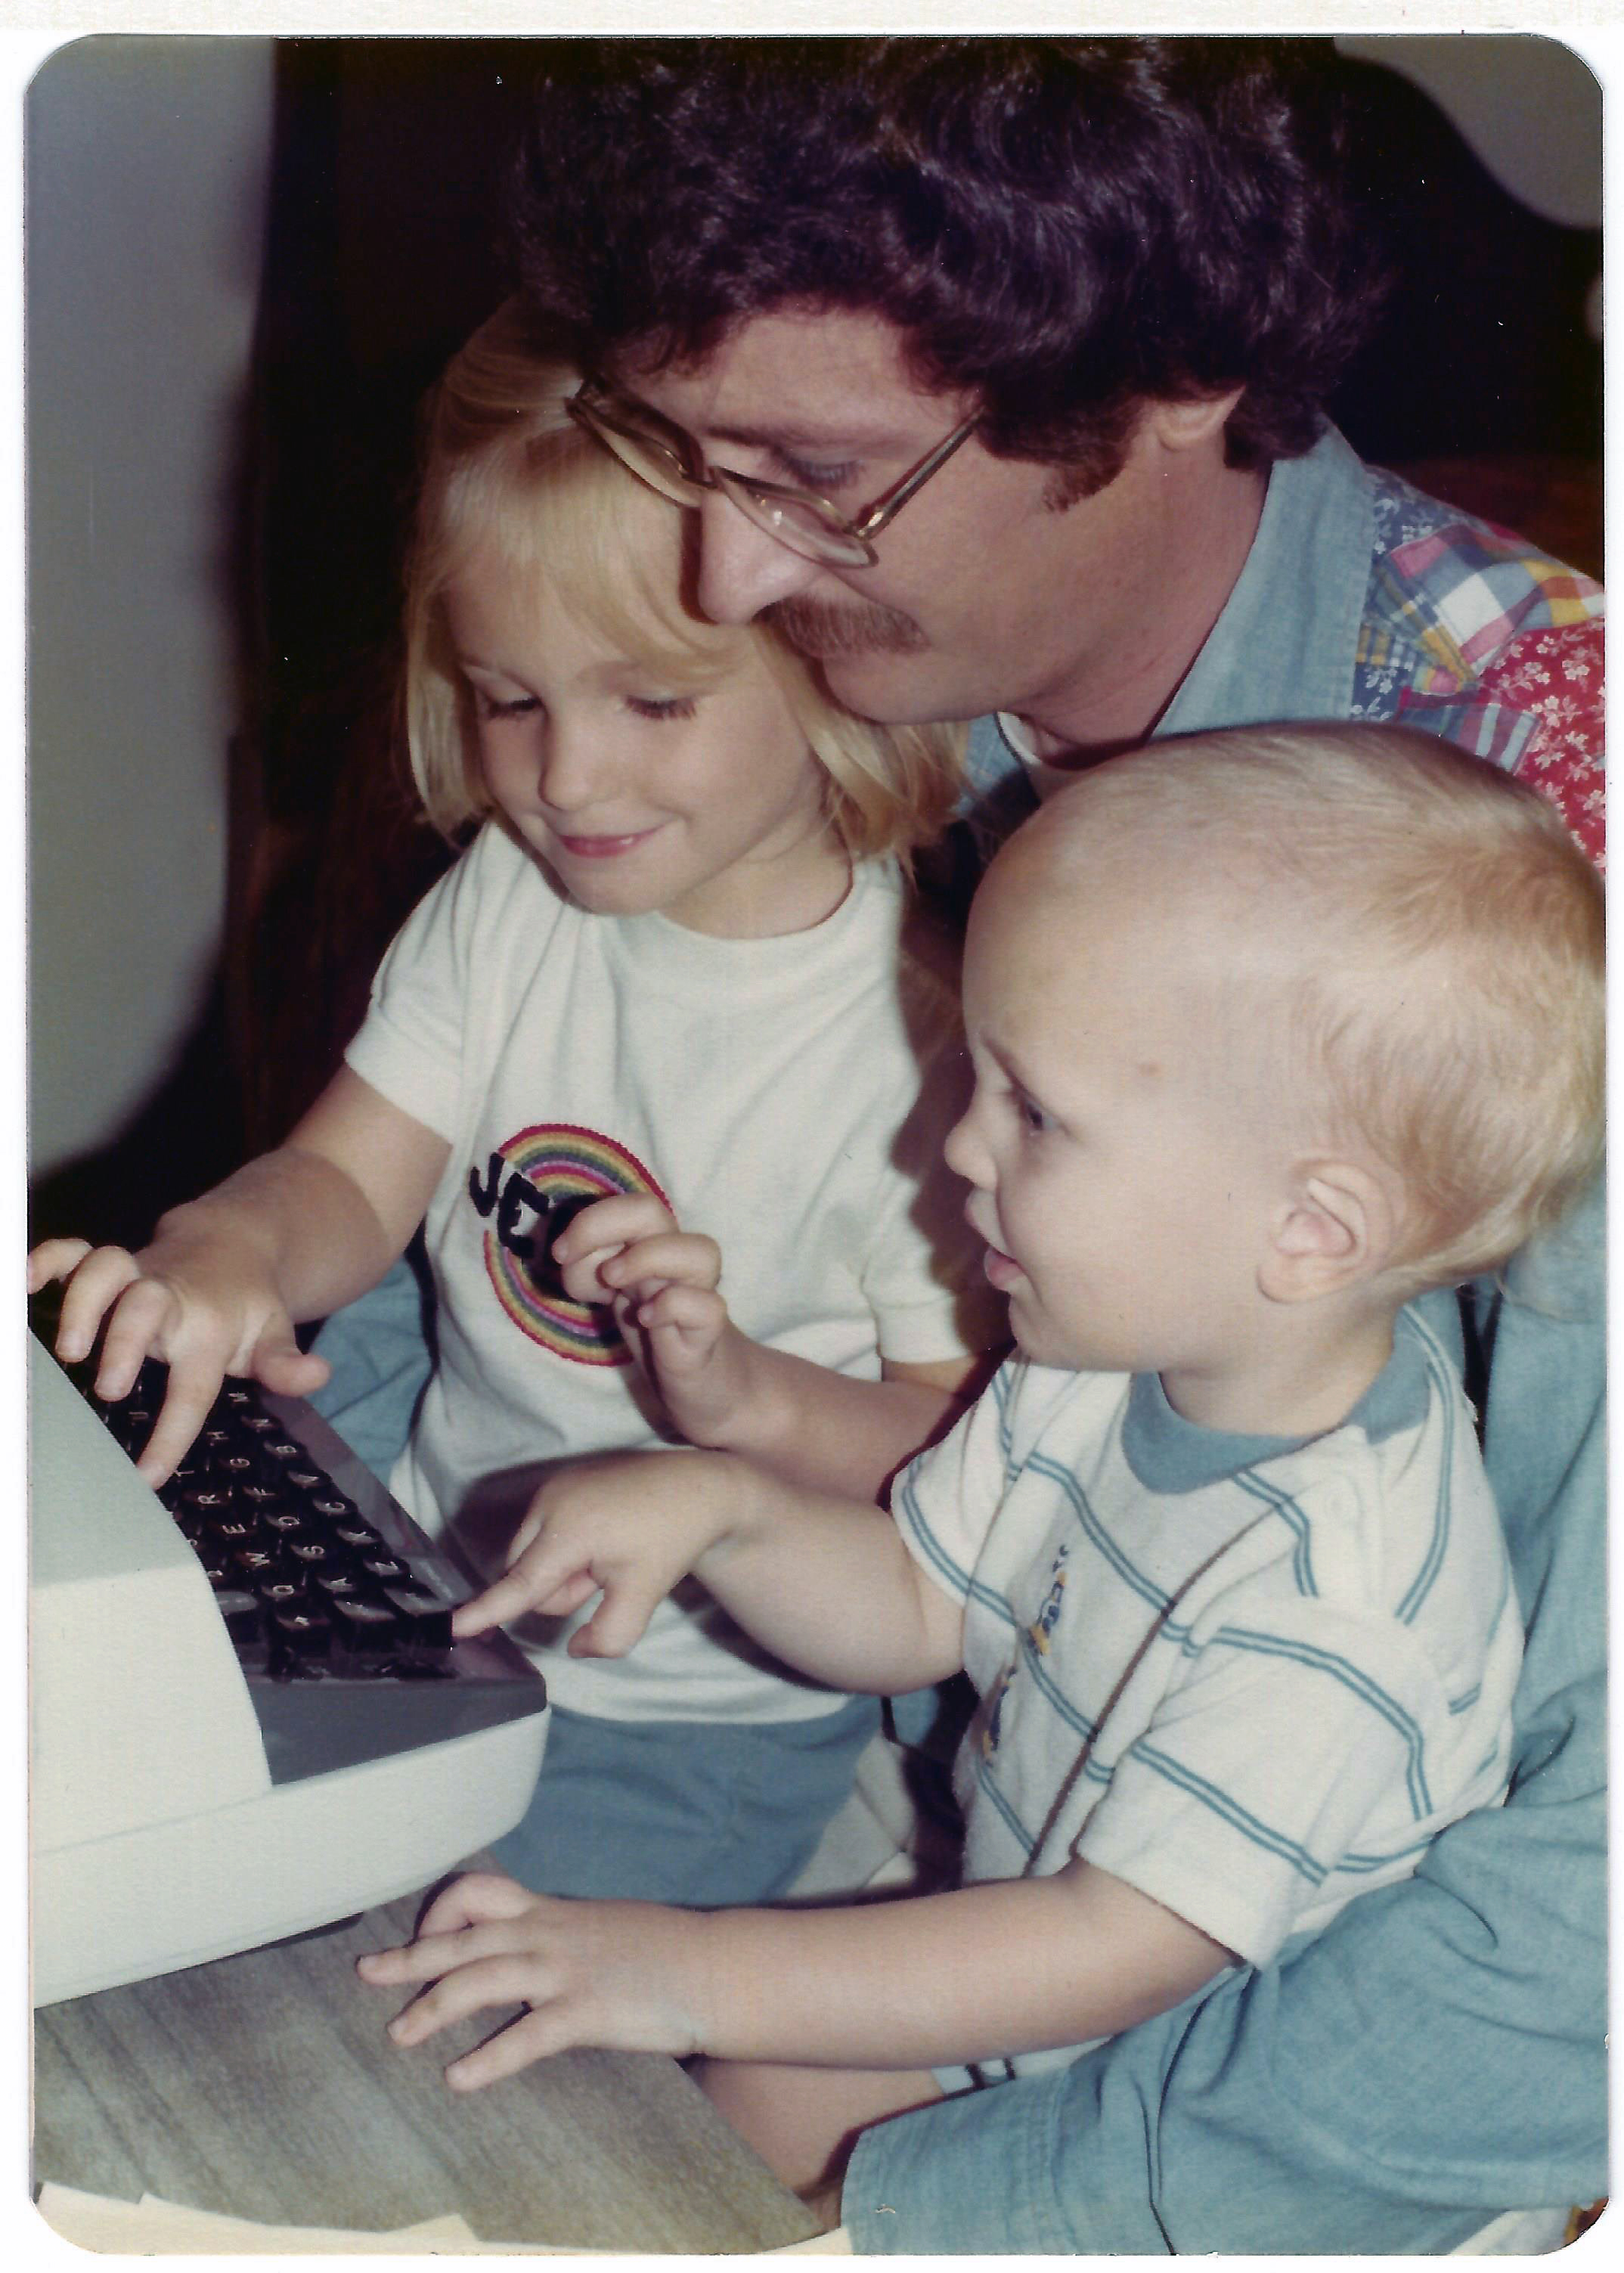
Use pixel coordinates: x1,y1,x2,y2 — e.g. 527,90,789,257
1259,1161,1400,1304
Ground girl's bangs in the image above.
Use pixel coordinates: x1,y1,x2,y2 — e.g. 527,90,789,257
442,436,751,693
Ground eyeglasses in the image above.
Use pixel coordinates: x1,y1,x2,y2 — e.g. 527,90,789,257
566,376,976,569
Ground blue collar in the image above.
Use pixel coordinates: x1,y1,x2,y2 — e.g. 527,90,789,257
1120,1317,1430,1496
1157,423,1375,736
968,423,1378,792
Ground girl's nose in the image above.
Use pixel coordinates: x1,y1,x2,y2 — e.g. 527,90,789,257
693,492,822,625
536,721,610,814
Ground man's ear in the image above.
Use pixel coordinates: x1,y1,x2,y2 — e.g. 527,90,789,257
1259,1161,1400,1304
1145,386,1247,454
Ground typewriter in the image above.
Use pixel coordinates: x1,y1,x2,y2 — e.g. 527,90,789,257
29,1329,548,2005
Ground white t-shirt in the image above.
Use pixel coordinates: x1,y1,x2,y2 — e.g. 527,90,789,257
896,1308,1521,2077
346,820,996,1723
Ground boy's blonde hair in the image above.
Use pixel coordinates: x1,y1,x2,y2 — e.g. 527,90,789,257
403,300,963,859
1040,723,1604,1295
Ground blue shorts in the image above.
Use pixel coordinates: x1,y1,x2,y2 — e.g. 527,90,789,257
489,1695,882,1906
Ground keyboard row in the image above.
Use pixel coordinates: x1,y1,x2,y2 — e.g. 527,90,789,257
86,1360,457,1682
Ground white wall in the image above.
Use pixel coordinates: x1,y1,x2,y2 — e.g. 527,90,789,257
1337,33,1602,231
27,35,274,1174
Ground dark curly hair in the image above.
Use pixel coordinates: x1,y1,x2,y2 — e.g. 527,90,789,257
509,36,1388,481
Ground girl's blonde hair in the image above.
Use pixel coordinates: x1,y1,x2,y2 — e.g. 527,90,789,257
404,300,964,859
1035,723,1604,1295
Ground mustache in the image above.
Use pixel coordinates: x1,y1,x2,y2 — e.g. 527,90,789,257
763,595,928,658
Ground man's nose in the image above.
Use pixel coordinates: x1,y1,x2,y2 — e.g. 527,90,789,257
694,492,821,625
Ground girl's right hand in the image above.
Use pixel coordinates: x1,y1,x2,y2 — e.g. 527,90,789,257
27,1230,331,1485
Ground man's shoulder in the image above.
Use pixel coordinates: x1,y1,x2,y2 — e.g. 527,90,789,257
1346,462,1604,858
1355,462,1603,684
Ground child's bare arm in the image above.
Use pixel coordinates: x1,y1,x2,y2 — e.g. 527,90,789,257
553,1193,989,1496
452,1444,965,1697
28,1068,449,1481
696,1344,984,1498
358,1858,1232,2092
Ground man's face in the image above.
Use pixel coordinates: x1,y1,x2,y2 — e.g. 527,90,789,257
610,308,1204,743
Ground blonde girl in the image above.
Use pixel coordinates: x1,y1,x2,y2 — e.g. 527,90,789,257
32,302,998,1904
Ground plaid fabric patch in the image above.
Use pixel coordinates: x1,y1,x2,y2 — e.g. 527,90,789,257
1349,480,1603,864
1385,526,1602,669
1392,692,1537,771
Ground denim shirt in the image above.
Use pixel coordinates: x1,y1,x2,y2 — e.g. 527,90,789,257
962,423,1604,859
845,433,1607,2253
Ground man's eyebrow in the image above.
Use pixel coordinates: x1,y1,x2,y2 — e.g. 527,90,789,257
611,377,911,455
705,417,891,454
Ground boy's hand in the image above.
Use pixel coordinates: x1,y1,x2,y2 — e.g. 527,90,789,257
356,1870,714,2090
27,1233,330,1484
550,1195,757,1443
450,1447,746,1652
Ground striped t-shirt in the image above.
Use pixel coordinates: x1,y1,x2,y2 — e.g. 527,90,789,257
895,1307,1521,2079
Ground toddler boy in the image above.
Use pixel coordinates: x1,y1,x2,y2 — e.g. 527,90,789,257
359,721,1604,2203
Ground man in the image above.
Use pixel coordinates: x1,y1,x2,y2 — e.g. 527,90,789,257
321,36,1604,2250
511,38,1600,859
501,37,1604,2253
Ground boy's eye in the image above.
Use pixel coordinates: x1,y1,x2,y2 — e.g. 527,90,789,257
1016,1092,1052,1136
628,694,699,721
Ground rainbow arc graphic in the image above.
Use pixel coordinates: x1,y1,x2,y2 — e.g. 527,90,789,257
482,1123,669,1366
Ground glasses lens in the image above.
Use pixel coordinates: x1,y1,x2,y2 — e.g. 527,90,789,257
569,397,699,507
716,472,876,567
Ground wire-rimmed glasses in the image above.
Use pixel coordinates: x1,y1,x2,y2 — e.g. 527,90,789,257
566,377,975,569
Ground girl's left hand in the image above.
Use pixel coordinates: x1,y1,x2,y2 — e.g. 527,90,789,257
356,1870,716,2090
551,1192,717,1315
550,1193,756,1438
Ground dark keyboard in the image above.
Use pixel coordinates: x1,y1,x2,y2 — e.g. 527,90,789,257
42,1339,547,1785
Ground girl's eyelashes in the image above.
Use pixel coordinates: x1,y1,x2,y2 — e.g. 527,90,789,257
473,689,540,721
466,687,699,724
627,693,699,721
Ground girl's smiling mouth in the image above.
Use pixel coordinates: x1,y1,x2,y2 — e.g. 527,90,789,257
552,826,665,859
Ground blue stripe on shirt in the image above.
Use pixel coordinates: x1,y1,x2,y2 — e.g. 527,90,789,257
1018,1626,1099,1744
1396,1312,1458,1624
1235,1470,1319,1595
896,1469,1015,1627
1211,1623,1434,1817
1025,1450,1173,1617
1131,1741,1329,1887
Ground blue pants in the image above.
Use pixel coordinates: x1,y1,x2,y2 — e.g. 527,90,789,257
491,1694,882,1905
